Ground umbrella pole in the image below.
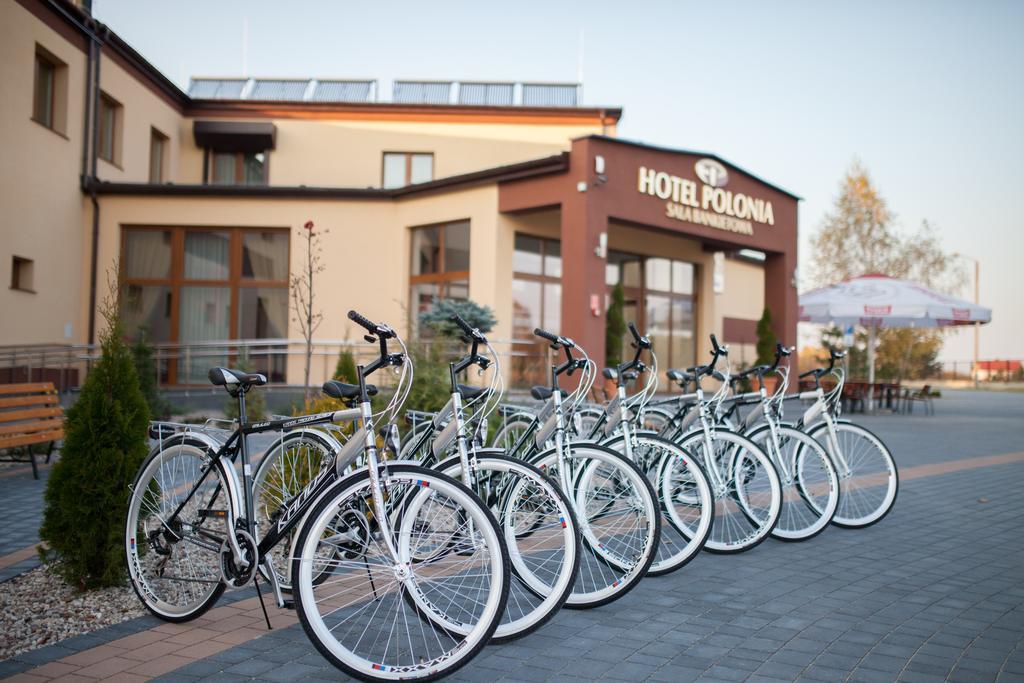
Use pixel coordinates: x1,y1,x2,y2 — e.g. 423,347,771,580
867,323,877,413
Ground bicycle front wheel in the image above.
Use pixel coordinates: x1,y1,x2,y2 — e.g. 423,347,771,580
675,429,781,553
531,443,660,608
602,432,713,576
292,465,509,682
747,424,839,541
125,439,227,622
436,451,580,642
808,421,898,528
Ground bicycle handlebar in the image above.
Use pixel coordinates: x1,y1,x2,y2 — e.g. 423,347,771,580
799,347,846,380
533,328,584,377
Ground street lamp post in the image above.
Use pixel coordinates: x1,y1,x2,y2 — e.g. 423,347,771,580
953,253,980,389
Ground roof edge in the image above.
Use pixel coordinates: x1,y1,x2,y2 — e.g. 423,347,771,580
579,135,802,200
88,152,570,199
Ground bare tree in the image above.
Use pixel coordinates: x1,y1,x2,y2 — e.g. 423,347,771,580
290,220,327,398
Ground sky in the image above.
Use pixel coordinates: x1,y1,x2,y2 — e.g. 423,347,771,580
92,0,1024,362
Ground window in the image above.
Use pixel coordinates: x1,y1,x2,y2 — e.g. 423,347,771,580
409,221,470,332
32,46,66,134
512,235,562,385
120,227,289,384
209,151,267,186
98,92,122,165
10,256,35,293
149,128,168,183
606,252,697,369
383,152,433,188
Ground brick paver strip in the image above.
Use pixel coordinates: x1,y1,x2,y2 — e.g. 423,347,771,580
7,446,1022,681
0,543,43,571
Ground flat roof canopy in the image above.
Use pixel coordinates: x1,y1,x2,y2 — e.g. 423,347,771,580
193,121,276,152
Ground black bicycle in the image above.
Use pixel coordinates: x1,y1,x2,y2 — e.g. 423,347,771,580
124,311,510,682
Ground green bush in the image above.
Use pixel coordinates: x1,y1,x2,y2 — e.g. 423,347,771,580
406,341,454,415
419,299,496,338
606,282,626,368
334,346,358,383
39,303,150,589
755,308,775,366
130,327,170,420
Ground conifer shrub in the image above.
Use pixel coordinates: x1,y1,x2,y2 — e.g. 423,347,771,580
39,300,150,589
131,327,170,420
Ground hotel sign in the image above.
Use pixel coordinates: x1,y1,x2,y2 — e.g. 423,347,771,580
637,160,775,236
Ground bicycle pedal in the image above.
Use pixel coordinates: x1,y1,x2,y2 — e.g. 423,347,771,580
282,599,295,610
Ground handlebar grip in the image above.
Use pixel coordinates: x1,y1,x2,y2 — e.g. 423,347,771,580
627,322,641,341
450,314,476,337
710,334,721,352
348,310,376,333
534,328,560,345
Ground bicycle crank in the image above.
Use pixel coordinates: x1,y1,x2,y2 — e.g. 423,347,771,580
219,529,259,588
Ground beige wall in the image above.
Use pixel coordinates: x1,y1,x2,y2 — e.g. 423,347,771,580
0,0,88,345
174,118,603,188
720,258,766,367
93,53,184,183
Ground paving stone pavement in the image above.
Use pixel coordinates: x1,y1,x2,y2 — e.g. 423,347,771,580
0,467,49,581
1,390,1022,682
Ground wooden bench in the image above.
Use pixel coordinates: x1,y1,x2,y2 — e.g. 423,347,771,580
0,382,65,479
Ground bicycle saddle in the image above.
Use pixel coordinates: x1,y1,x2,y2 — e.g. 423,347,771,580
457,384,488,401
530,385,568,401
666,369,694,384
322,380,378,400
208,367,267,389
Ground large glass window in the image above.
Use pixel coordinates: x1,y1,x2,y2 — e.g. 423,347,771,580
607,252,697,369
512,235,562,385
383,152,434,188
120,227,289,384
409,222,470,331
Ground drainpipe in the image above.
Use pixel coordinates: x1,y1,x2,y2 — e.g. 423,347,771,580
86,25,109,345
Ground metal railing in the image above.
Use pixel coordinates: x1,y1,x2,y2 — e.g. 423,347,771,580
0,338,556,394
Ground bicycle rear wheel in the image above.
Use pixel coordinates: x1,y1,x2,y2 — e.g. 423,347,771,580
125,439,227,622
292,464,509,682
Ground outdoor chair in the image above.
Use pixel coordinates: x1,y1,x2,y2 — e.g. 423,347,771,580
902,385,935,415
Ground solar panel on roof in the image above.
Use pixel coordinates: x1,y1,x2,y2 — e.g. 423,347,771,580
521,83,578,107
249,80,309,101
458,82,514,106
393,81,452,104
311,81,374,103
189,79,246,99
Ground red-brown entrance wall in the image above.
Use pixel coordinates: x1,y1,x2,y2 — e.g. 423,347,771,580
499,135,799,369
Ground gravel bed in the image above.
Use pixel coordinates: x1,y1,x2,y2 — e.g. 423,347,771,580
0,564,146,661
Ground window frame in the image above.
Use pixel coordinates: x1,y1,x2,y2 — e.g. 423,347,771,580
97,91,122,165
605,251,698,369
10,256,35,293
382,151,434,188
149,127,168,183
512,234,561,328
32,53,55,129
207,150,268,186
408,221,470,332
119,225,290,384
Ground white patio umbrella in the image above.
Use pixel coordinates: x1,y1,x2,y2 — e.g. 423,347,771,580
799,274,992,410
